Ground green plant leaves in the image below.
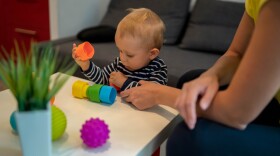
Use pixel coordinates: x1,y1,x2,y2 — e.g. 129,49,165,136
0,41,77,111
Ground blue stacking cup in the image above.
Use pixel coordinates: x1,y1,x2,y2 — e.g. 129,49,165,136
99,86,117,104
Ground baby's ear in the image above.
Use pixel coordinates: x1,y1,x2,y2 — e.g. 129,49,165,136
149,48,159,60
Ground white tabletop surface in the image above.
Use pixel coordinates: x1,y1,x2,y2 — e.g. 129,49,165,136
0,74,180,156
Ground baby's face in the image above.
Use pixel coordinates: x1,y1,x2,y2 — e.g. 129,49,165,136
115,34,152,71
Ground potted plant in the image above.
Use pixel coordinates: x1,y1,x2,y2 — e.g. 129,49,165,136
0,41,77,156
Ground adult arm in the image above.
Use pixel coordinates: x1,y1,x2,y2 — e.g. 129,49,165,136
176,11,254,129
199,1,280,129
121,11,253,114
120,81,181,110
122,1,280,130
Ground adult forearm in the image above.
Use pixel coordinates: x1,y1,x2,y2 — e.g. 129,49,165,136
197,91,247,130
155,85,181,109
201,53,241,86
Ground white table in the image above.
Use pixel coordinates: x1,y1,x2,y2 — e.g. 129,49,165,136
0,74,180,156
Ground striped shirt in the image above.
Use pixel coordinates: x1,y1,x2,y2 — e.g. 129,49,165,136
82,57,168,91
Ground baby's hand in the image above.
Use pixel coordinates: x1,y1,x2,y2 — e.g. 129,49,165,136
72,43,90,71
72,43,78,59
109,72,127,88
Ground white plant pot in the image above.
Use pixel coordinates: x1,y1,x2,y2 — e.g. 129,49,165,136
15,105,52,156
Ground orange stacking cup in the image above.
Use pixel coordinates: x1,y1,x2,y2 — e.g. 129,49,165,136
75,42,95,61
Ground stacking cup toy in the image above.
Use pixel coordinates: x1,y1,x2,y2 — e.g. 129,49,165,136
87,84,103,103
75,42,95,61
72,80,89,98
100,86,117,104
72,80,117,105
110,83,121,92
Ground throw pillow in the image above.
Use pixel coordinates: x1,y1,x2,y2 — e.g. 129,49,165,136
179,0,244,54
77,25,116,43
100,0,191,45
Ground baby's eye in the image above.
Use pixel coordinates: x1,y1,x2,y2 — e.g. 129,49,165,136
127,55,133,58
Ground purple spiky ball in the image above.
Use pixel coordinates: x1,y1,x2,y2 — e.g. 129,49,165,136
80,117,110,148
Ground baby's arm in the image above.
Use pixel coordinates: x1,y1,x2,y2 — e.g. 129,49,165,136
146,58,168,85
120,61,168,91
82,59,118,85
147,65,168,85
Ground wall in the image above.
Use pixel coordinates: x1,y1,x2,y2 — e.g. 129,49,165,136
49,0,110,39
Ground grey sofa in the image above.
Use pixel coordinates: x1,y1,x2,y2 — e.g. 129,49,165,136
40,0,244,87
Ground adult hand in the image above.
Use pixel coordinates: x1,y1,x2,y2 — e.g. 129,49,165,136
175,74,219,129
109,71,127,88
72,43,90,71
120,80,158,110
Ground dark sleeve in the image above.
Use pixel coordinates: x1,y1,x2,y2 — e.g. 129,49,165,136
120,78,140,91
82,59,118,85
148,64,168,85
120,58,168,91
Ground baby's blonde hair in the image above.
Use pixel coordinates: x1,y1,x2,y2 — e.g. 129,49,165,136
116,8,165,50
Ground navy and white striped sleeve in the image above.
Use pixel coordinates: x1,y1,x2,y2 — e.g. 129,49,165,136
148,59,168,85
148,65,168,85
120,58,168,91
82,59,118,85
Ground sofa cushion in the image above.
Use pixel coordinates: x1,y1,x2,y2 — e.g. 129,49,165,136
77,25,116,43
100,0,191,45
179,0,244,54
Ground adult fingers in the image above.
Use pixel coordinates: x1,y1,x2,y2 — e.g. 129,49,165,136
176,84,198,129
199,83,218,110
125,94,146,110
184,90,197,129
175,92,188,125
120,89,131,98
124,91,135,103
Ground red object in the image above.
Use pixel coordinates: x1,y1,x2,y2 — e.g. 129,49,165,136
0,0,50,53
75,42,95,61
152,147,160,156
110,83,121,92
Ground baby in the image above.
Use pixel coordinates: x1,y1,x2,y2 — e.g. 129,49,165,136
72,8,167,91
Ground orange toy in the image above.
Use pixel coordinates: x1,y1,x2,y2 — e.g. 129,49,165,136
50,96,55,105
75,42,95,61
